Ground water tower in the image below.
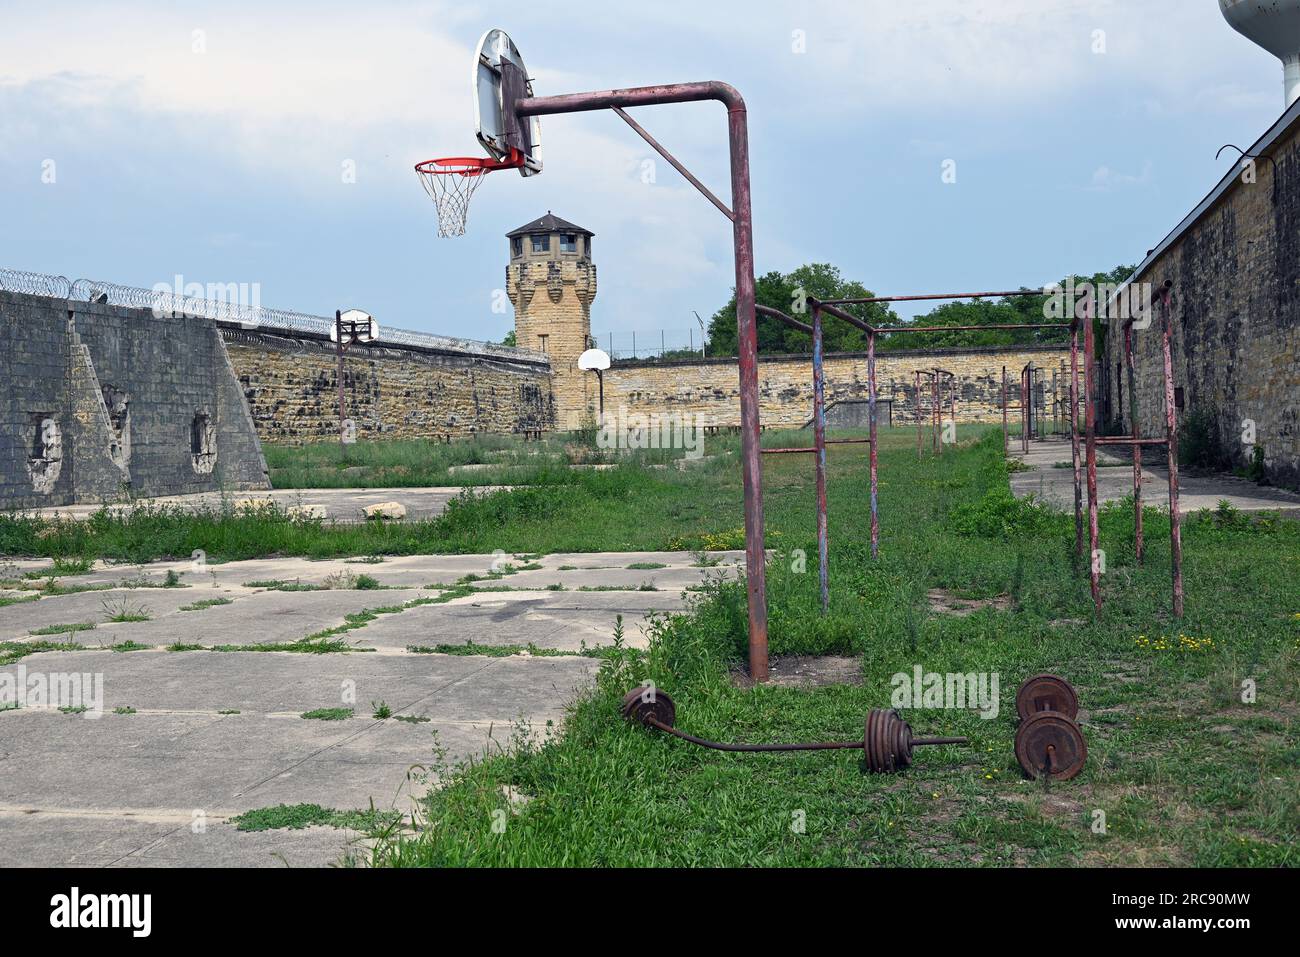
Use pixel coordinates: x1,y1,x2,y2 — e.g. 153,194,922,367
1221,0,1300,106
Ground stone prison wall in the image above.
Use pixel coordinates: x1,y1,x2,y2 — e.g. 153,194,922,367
1101,107,1300,488
221,327,555,444
1,289,269,510
599,344,1073,430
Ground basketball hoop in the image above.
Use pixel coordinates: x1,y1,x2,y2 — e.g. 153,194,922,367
415,149,523,237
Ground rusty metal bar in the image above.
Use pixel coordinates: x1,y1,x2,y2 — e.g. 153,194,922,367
916,369,923,460
755,303,812,335
932,371,940,455
868,330,879,559
811,304,829,614
823,289,1051,307
949,369,957,448
644,715,967,753
1094,436,1168,446
519,80,769,682
1002,365,1009,454
1157,284,1184,618
612,106,734,221
1069,327,1083,556
1082,293,1101,616
1123,320,1143,563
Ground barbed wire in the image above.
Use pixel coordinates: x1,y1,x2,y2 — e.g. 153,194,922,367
0,269,72,298
2,267,528,358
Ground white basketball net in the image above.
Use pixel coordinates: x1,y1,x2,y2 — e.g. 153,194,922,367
415,160,489,238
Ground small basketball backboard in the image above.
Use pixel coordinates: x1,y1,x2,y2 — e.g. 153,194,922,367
474,28,542,177
331,308,379,343
578,348,611,371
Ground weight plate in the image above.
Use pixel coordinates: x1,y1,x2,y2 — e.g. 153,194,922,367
1015,674,1079,722
892,710,914,769
621,686,676,729
1014,711,1087,780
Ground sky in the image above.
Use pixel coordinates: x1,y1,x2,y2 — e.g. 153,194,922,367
0,0,1290,350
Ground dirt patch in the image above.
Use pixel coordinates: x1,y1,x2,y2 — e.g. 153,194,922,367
731,654,862,689
926,588,1012,617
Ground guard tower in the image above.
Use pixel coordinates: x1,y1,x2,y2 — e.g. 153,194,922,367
506,212,598,429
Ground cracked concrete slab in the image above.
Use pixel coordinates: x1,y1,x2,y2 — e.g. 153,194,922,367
1,550,703,867
1008,437,1300,515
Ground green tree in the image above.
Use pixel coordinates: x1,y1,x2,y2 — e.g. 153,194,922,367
500,329,517,347
705,263,898,356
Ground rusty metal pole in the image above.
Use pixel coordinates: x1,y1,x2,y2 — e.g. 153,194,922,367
868,330,880,559
1083,295,1102,615
1020,367,1029,455
1069,327,1083,557
519,80,768,680
916,369,923,460
1002,365,1009,454
949,373,957,447
811,304,829,613
932,372,939,455
1158,286,1184,618
1124,320,1143,563
335,310,347,451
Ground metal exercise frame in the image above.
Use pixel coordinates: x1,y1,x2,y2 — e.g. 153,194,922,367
916,368,956,458
743,290,1075,632
1082,280,1184,618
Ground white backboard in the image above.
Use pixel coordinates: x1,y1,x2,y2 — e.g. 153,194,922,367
578,348,611,371
331,308,379,343
473,28,542,176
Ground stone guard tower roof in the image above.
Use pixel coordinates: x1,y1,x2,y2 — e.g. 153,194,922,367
506,211,594,238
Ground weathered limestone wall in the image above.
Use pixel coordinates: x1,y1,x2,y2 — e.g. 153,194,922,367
222,328,555,444
1,290,269,510
1102,112,1300,487
601,344,1073,428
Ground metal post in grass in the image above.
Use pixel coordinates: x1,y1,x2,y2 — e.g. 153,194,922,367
1156,283,1184,618
1124,314,1144,563
811,303,830,612
867,330,880,559
1082,292,1102,615
1069,326,1084,557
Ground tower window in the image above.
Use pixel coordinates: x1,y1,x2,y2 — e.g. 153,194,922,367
530,234,549,254
560,233,577,253
537,334,549,352
511,237,522,257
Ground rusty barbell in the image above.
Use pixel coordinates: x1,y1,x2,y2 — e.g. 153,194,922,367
621,686,967,773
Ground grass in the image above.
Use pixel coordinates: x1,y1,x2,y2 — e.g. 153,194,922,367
179,597,233,611
358,428,1300,867
108,640,151,652
405,641,611,659
0,432,747,563
260,434,688,490
101,598,152,622
113,706,137,715
229,802,402,832
29,622,96,636
0,592,39,608
301,707,354,721
0,640,86,666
